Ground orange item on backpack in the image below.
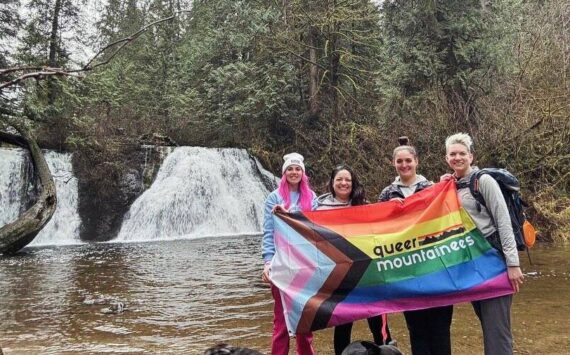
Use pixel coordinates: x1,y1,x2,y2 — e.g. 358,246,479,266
523,220,537,248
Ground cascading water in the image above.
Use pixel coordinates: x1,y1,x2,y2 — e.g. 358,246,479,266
0,148,30,226
115,147,276,242
29,151,82,246
0,148,82,246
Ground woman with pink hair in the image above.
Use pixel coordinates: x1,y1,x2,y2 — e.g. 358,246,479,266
261,152,317,355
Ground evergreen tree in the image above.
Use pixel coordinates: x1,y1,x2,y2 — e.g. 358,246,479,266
175,0,301,147
0,0,22,114
279,0,384,123
79,0,191,134
0,0,22,69
13,0,84,148
16,0,81,67
378,0,499,125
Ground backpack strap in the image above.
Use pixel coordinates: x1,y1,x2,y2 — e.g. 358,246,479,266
455,171,487,213
467,170,487,213
455,180,470,190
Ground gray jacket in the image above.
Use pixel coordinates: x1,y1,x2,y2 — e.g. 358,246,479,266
316,193,351,210
456,168,519,267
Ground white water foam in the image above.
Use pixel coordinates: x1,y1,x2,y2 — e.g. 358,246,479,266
0,148,82,246
115,147,274,242
0,148,29,226
29,151,82,246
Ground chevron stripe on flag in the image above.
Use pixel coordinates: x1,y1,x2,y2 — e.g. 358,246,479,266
270,180,514,334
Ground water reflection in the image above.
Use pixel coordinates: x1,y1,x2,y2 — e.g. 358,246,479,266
0,247,79,346
0,238,569,354
0,236,272,354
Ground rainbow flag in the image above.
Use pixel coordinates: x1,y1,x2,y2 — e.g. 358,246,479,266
270,180,514,334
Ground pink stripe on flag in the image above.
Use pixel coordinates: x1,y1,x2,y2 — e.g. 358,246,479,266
328,273,513,326
274,231,318,311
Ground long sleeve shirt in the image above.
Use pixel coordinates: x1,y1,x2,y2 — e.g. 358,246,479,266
261,189,317,263
456,170,520,267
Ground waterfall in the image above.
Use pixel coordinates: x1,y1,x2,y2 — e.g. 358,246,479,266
115,147,276,242
0,148,82,246
0,148,30,226
29,151,82,246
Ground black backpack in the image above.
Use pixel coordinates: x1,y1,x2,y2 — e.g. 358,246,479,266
456,168,534,253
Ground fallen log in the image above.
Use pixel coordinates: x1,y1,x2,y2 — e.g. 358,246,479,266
0,124,57,254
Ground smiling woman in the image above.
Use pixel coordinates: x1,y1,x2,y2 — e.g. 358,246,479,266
260,152,317,355
316,164,365,209
332,169,353,202
316,164,393,355
284,165,303,186
445,136,474,178
379,136,453,355
378,137,432,203
443,132,524,355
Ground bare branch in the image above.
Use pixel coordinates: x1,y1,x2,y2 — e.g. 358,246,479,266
0,11,191,90
0,66,49,76
80,12,189,71
0,69,81,90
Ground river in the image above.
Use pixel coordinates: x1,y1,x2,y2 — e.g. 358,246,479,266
0,237,568,354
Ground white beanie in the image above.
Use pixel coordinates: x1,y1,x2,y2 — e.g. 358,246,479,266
282,152,305,174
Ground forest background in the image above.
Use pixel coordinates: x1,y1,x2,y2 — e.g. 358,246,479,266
1,0,569,242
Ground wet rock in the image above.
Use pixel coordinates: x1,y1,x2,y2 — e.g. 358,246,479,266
73,146,145,241
82,294,113,305
120,169,143,195
100,301,127,314
138,133,178,147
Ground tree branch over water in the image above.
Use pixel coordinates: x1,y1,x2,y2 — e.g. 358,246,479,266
0,11,190,91
0,10,189,253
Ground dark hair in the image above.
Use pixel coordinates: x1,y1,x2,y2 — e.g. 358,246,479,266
341,341,403,355
204,344,262,355
328,164,366,206
392,136,418,159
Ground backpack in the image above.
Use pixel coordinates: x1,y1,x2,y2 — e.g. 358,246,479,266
456,168,537,252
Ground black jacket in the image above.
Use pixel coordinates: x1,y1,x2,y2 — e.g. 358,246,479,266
378,177,433,202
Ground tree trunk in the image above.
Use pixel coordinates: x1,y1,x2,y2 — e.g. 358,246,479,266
48,0,62,105
329,4,340,122
308,25,320,120
0,124,57,255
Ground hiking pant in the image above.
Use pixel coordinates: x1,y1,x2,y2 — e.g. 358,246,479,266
333,314,392,355
404,305,453,355
472,294,513,355
270,285,315,355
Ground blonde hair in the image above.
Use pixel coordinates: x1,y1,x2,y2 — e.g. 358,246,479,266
445,133,473,153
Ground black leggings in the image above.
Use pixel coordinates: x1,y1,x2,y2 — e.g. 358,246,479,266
404,306,454,355
334,314,392,355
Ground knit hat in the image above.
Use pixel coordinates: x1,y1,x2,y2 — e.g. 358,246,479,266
282,152,305,174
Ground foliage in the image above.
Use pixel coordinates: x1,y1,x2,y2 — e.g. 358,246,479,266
0,0,21,68
1,0,569,241
0,0,22,114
